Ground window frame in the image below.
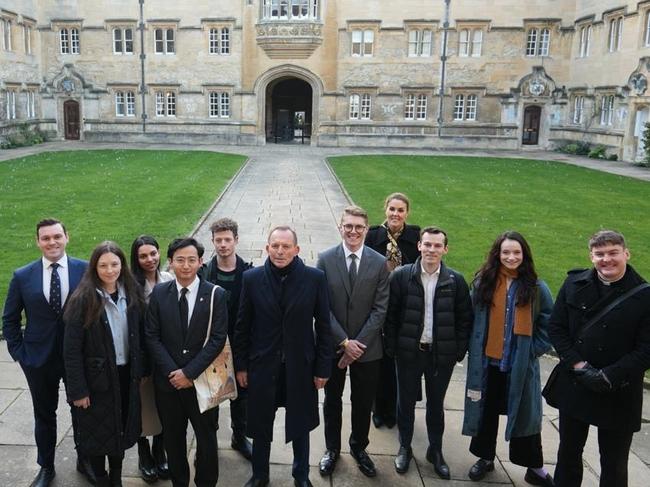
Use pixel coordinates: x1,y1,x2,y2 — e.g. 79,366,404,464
645,11,650,47
1,18,12,51
608,16,623,52
408,29,432,57
453,93,478,121
23,24,32,54
5,90,17,120
578,24,591,57
261,0,320,21
600,95,614,126
113,27,134,55
526,27,550,57
26,91,36,119
208,26,231,55
351,29,374,57
573,95,584,124
154,27,175,55
459,28,483,57
208,91,231,118
155,90,176,117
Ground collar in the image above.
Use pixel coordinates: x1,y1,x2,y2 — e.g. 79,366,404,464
42,254,68,269
96,283,126,300
176,276,200,294
420,262,441,278
343,244,364,261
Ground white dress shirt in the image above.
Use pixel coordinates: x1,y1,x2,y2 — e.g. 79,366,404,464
97,285,129,365
42,254,70,305
420,264,441,344
342,244,364,271
176,276,201,326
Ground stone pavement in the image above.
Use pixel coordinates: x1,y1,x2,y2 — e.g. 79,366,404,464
1,141,650,487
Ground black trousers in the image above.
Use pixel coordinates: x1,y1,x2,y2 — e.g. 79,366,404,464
156,387,219,487
323,358,380,453
21,354,67,469
469,366,544,467
215,381,248,437
555,412,633,487
373,353,397,422
396,352,454,450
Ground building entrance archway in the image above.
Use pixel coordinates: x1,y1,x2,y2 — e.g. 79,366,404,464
265,77,313,144
64,100,80,140
522,105,541,145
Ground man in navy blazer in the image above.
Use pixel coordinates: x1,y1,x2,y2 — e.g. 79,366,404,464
233,226,332,487
146,237,227,487
2,218,88,487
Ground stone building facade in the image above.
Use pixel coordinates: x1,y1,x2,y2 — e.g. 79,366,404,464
2,0,650,160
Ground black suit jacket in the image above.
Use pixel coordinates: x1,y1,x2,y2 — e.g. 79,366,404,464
145,279,228,393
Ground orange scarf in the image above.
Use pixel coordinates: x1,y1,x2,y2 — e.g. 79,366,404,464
485,267,533,360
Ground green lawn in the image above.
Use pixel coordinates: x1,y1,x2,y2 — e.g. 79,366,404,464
0,149,246,312
328,155,650,294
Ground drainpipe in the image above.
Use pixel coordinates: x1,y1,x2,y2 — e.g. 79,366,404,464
437,0,450,137
139,0,147,132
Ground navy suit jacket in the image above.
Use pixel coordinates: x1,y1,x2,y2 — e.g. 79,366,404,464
145,279,228,393
2,256,87,368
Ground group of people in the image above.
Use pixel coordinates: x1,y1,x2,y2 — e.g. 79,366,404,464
2,191,649,487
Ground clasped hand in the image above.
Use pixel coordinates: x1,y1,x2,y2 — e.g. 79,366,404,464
338,339,366,369
572,362,612,393
168,369,193,389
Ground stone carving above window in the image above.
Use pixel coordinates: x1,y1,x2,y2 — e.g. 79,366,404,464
255,21,322,59
627,58,650,96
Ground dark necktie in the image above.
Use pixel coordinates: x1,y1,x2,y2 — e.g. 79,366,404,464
179,287,189,340
349,254,358,289
49,263,62,315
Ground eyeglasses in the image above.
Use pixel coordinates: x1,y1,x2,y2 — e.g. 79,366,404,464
341,224,367,233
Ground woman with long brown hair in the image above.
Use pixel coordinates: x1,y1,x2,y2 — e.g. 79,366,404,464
462,231,554,486
63,241,145,487
365,192,421,429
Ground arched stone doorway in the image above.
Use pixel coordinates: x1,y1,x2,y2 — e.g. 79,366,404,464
522,105,542,145
265,77,313,143
63,99,80,140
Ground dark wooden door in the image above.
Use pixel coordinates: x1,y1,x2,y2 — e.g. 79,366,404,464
522,105,541,145
64,100,80,140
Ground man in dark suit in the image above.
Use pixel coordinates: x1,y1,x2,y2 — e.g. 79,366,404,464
2,218,88,487
233,226,332,487
384,227,473,478
316,206,389,478
145,238,227,487
201,217,253,460
548,230,650,487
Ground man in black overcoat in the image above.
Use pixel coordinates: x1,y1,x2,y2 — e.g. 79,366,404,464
233,226,332,487
548,230,650,487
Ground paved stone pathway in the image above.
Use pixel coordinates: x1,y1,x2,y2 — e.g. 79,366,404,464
1,141,649,486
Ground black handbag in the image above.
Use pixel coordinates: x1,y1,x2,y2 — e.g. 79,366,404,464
542,282,650,407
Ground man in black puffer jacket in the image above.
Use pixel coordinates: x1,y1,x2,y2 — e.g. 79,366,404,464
384,226,473,479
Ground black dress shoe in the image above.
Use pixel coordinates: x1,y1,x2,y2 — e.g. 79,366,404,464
468,459,494,481
350,449,377,477
294,479,313,487
137,439,158,483
426,447,450,480
394,446,412,474
244,476,270,487
372,413,384,428
319,449,339,476
232,434,253,460
524,468,555,487
77,457,98,485
152,437,170,480
30,467,55,487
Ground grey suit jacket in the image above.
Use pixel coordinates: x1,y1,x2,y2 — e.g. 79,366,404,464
316,244,389,362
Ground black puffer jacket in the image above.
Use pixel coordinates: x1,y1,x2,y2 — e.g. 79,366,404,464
385,258,473,366
64,303,143,457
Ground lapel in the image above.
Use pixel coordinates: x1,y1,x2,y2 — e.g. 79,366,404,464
334,244,352,297
65,258,85,307
29,260,51,309
187,281,212,342
261,263,283,316
163,282,185,343
282,258,307,318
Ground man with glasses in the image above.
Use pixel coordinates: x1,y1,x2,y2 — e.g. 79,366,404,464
145,238,228,487
316,206,390,478
548,230,650,487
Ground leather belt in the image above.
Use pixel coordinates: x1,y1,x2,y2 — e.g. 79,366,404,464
418,342,433,352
